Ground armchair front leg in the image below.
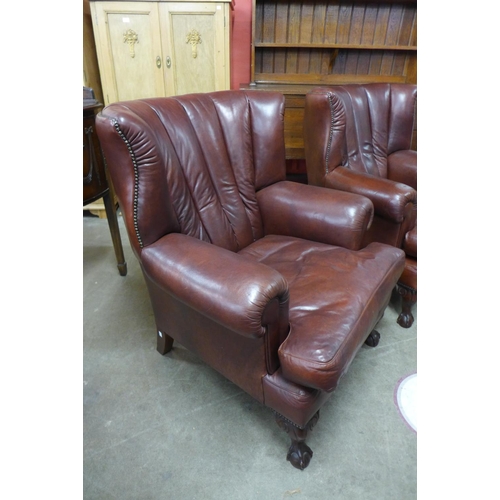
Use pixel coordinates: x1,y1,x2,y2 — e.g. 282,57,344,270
396,284,416,328
157,330,174,354
275,411,320,470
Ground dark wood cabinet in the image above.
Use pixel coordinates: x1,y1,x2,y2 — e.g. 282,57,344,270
83,104,107,205
242,0,417,169
83,87,127,276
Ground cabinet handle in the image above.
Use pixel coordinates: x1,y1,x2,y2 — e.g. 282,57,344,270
156,56,161,68
166,56,172,69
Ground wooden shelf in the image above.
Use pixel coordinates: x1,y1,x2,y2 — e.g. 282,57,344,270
255,43,417,51
245,0,417,164
252,74,409,85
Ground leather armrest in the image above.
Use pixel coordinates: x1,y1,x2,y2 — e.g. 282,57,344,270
403,226,417,258
325,167,416,224
387,150,417,190
257,181,374,250
140,233,289,339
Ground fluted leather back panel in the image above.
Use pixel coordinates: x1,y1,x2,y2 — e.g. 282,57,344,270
305,84,416,180
96,91,286,253
386,84,417,154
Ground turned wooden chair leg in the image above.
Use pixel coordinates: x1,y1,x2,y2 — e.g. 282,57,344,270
396,284,417,328
275,411,320,470
157,330,174,354
102,190,127,276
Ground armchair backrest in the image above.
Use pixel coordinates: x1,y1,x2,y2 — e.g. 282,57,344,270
304,83,417,183
96,91,287,256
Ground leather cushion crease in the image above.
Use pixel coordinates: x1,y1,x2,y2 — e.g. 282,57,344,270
240,236,404,392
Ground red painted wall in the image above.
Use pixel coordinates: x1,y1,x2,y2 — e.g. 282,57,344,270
230,0,252,89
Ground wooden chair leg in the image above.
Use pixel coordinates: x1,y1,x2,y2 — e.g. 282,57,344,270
275,411,320,470
103,190,127,276
396,284,417,328
157,330,174,354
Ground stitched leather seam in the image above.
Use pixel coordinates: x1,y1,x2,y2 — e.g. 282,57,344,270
170,97,219,245
363,85,383,176
112,119,143,248
211,95,245,250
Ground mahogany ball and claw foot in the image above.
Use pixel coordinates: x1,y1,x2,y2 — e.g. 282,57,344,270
287,440,314,470
397,307,414,329
275,411,320,470
396,284,416,328
364,330,380,347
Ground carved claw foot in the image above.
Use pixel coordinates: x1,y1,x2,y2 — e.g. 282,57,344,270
364,330,380,347
275,411,320,470
397,309,414,328
287,440,313,470
396,284,416,328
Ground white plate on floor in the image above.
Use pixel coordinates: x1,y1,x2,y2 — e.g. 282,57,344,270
395,373,417,432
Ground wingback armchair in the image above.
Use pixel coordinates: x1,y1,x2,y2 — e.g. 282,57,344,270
96,90,405,469
304,84,417,328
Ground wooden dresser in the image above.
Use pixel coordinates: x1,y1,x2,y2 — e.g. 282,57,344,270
241,0,417,172
90,0,233,105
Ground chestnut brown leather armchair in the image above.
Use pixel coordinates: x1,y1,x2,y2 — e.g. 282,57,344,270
304,84,417,328
96,90,405,470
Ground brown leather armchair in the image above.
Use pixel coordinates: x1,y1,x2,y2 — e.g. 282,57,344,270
96,90,405,470
304,84,417,328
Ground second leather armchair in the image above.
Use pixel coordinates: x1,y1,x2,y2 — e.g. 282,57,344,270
304,83,417,327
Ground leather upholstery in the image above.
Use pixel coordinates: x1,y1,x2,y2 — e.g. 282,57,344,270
304,84,417,327
96,90,405,438
304,83,417,249
404,226,417,259
240,236,404,393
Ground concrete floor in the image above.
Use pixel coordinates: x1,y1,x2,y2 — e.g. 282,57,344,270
83,212,417,500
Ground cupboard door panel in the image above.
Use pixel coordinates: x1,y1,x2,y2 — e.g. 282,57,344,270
91,2,165,104
160,2,229,96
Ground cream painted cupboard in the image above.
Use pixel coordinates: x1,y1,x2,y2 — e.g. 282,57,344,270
90,0,232,105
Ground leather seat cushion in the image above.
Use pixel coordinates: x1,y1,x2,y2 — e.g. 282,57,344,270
239,235,405,392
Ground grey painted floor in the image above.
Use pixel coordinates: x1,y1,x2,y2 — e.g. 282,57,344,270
83,213,417,500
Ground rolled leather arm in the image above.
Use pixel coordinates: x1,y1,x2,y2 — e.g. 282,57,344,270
140,233,289,338
257,180,374,251
325,166,416,224
387,150,417,190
